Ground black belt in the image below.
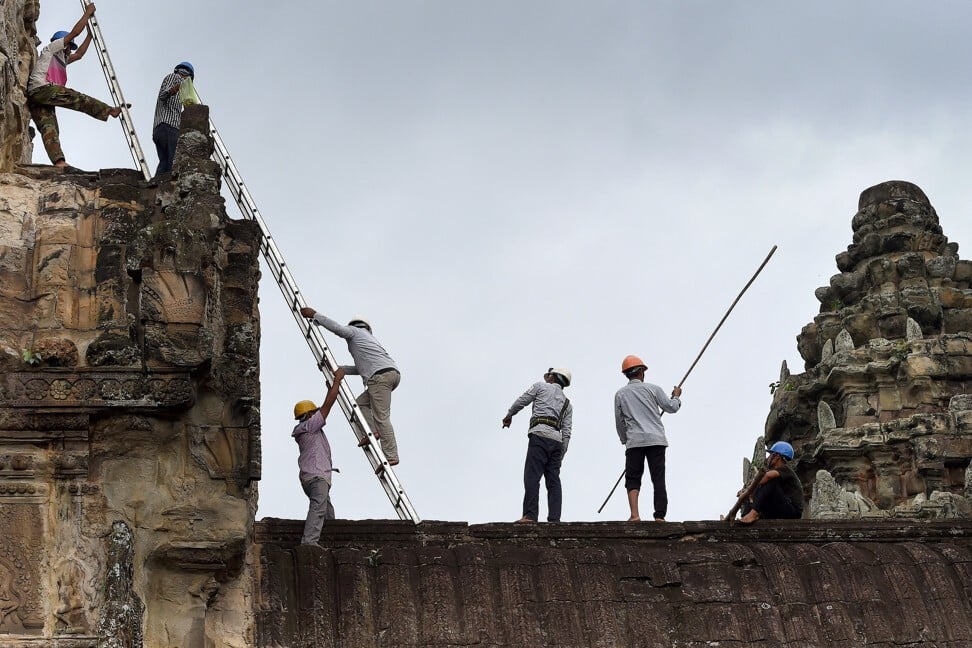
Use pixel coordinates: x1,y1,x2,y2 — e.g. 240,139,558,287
530,416,561,430
373,367,397,376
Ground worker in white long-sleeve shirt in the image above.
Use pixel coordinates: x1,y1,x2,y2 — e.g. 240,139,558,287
300,307,401,465
502,368,573,523
614,355,682,522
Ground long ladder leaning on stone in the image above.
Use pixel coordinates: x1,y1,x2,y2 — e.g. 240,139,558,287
81,1,421,524
80,0,151,180
209,128,421,524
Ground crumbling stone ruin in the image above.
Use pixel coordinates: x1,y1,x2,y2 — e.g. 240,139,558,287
0,0,37,171
0,104,262,645
761,181,972,519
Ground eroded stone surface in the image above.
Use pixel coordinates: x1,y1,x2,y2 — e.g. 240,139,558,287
0,0,37,171
0,106,261,646
254,519,972,648
763,181,972,519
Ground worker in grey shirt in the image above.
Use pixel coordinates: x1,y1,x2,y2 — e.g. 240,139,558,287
615,355,681,522
502,368,572,523
300,306,402,465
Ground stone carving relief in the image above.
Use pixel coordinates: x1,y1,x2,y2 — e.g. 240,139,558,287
0,500,44,633
54,558,94,634
0,557,25,633
817,400,836,432
189,425,253,491
0,371,193,408
810,469,879,519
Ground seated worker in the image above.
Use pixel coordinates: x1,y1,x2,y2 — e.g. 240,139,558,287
738,441,804,524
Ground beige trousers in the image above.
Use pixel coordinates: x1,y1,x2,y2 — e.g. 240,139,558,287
356,369,401,461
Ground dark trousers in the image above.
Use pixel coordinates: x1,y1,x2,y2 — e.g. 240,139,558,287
751,478,801,519
624,446,667,519
153,123,179,175
522,434,563,522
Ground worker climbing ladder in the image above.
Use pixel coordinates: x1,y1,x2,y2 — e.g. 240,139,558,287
209,127,421,523
80,0,151,181
81,1,421,523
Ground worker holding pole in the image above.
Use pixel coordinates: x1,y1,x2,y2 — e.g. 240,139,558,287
615,356,681,521
597,245,778,515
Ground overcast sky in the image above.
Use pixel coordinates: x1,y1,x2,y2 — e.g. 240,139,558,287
33,1,972,524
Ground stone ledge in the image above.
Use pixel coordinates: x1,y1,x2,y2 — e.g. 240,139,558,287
255,517,972,547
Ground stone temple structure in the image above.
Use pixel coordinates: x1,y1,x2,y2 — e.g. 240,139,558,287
2,4,972,647
0,104,262,644
760,181,972,520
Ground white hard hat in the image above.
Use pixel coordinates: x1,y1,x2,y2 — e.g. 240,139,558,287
546,367,572,387
347,316,371,331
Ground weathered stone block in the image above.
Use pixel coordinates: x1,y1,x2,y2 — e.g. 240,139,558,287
938,287,972,309
877,311,907,339
956,260,972,286
927,255,957,279
944,308,972,334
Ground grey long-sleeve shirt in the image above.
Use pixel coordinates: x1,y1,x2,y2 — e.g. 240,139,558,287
312,313,398,384
507,382,572,452
614,378,681,449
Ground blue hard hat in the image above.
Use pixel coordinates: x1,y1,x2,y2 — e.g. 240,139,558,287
175,61,195,79
51,31,78,50
768,441,794,460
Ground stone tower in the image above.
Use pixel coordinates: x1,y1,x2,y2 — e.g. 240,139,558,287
763,180,972,519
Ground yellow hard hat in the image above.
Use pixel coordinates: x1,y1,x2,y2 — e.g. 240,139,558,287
293,400,317,419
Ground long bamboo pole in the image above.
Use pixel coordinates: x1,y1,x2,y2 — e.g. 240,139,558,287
596,244,778,515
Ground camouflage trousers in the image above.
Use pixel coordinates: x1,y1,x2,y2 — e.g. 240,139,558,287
28,85,112,164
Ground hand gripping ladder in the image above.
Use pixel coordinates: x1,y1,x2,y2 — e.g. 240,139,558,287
82,2,420,523
209,125,421,523
79,0,151,181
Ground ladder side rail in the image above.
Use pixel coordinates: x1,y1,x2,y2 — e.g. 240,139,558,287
79,0,151,180
208,117,419,522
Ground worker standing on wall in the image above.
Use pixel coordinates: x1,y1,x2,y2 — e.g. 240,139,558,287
26,3,122,167
152,61,195,176
614,355,681,522
293,368,345,546
299,307,402,466
737,441,804,524
502,368,573,523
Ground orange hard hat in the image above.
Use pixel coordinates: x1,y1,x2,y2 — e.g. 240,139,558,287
621,355,646,374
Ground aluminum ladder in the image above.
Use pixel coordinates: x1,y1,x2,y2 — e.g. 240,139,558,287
82,1,421,523
80,0,151,181
210,125,421,523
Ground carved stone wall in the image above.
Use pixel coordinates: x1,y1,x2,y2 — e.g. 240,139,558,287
0,0,37,171
254,519,972,648
0,105,262,646
763,181,972,519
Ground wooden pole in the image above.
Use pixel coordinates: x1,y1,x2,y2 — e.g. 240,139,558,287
596,245,778,515
726,467,767,526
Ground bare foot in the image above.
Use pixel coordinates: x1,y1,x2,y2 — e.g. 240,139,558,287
515,517,536,524
388,459,399,466
626,516,640,522
54,160,67,168
738,510,759,525
654,517,665,522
